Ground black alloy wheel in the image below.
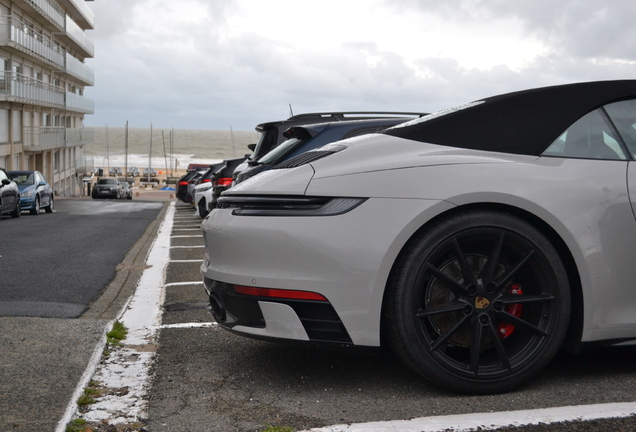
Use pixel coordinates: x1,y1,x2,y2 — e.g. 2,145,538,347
386,210,570,394
30,196,40,215
45,197,54,213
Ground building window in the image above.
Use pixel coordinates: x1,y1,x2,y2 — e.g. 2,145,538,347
54,151,60,172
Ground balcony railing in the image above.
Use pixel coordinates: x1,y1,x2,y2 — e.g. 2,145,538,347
63,14,94,57
64,52,94,86
58,0,94,29
65,91,94,114
0,71,65,107
23,126,94,150
15,0,65,31
0,15,65,68
66,126,93,146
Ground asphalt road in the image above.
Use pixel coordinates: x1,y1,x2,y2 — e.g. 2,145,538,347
145,204,636,432
0,198,164,317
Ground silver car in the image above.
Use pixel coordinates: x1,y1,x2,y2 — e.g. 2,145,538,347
201,80,636,394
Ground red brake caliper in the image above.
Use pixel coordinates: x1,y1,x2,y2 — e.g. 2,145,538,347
498,283,523,339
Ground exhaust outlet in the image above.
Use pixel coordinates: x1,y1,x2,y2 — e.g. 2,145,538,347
208,292,226,322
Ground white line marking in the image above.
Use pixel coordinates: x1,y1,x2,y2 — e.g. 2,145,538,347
159,322,218,329
170,245,205,248
170,235,201,238
170,259,203,263
164,281,203,287
301,402,636,432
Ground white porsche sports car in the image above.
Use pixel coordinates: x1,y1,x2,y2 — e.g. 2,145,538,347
201,80,636,394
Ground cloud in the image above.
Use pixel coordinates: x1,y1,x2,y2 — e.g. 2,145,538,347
84,0,636,131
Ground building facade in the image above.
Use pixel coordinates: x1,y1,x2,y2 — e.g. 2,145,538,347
0,0,93,196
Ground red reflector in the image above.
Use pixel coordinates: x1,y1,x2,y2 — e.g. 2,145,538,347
203,178,211,183
214,177,233,187
233,285,328,301
178,181,188,186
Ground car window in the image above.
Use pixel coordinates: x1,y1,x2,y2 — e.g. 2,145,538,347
543,109,627,160
604,99,636,158
258,138,304,165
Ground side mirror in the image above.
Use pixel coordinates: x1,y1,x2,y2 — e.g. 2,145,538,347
247,143,256,151
1,179,9,186
38,181,47,186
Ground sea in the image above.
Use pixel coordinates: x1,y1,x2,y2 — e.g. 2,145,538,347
83,126,259,172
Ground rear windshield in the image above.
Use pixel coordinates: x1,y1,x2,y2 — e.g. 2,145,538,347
97,179,118,185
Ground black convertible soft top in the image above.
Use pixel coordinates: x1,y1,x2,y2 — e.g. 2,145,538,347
385,80,636,156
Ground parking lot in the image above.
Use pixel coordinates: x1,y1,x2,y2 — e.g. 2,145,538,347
143,203,636,432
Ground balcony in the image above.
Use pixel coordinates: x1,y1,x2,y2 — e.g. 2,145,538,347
57,0,94,30
62,52,94,86
23,126,93,150
0,15,65,69
65,126,93,146
57,14,94,58
65,90,93,114
12,0,65,31
0,71,65,108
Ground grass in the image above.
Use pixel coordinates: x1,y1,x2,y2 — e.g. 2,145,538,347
65,418,89,432
106,320,128,345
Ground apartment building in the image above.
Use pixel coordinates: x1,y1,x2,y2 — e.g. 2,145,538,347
0,0,94,197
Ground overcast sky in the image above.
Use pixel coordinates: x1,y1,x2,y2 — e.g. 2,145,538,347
83,0,636,131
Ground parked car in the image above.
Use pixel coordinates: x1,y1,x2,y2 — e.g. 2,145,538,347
202,80,636,394
192,162,225,217
235,117,418,185
209,157,246,210
109,167,122,176
120,181,133,200
176,169,205,203
143,167,157,177
232,111,426,182
91,178,122,199
6,170,53,214
127,167,140,177
0,168,20,219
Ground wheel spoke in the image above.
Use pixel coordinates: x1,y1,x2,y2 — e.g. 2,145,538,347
494,250,535,289
486,321,512,371
426,264,469,297
469,318,484,375
499,293,554,305
416,301,466,318
480,232,505,285
496,311,549,337
429,314,471,351
451,238,478,287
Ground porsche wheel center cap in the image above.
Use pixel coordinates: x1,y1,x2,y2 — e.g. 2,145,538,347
475,297,491,309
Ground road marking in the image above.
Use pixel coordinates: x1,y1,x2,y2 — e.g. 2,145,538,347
170,235,201,238
170,259,203,263
301,402,636,432
170,245,205,248
159,322,217,329
164,281,203,287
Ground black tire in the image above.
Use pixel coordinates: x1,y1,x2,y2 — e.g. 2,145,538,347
10,198,20,218
386,210,570,394
45,197,54,213
198,199,208,218
30,196,40,215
